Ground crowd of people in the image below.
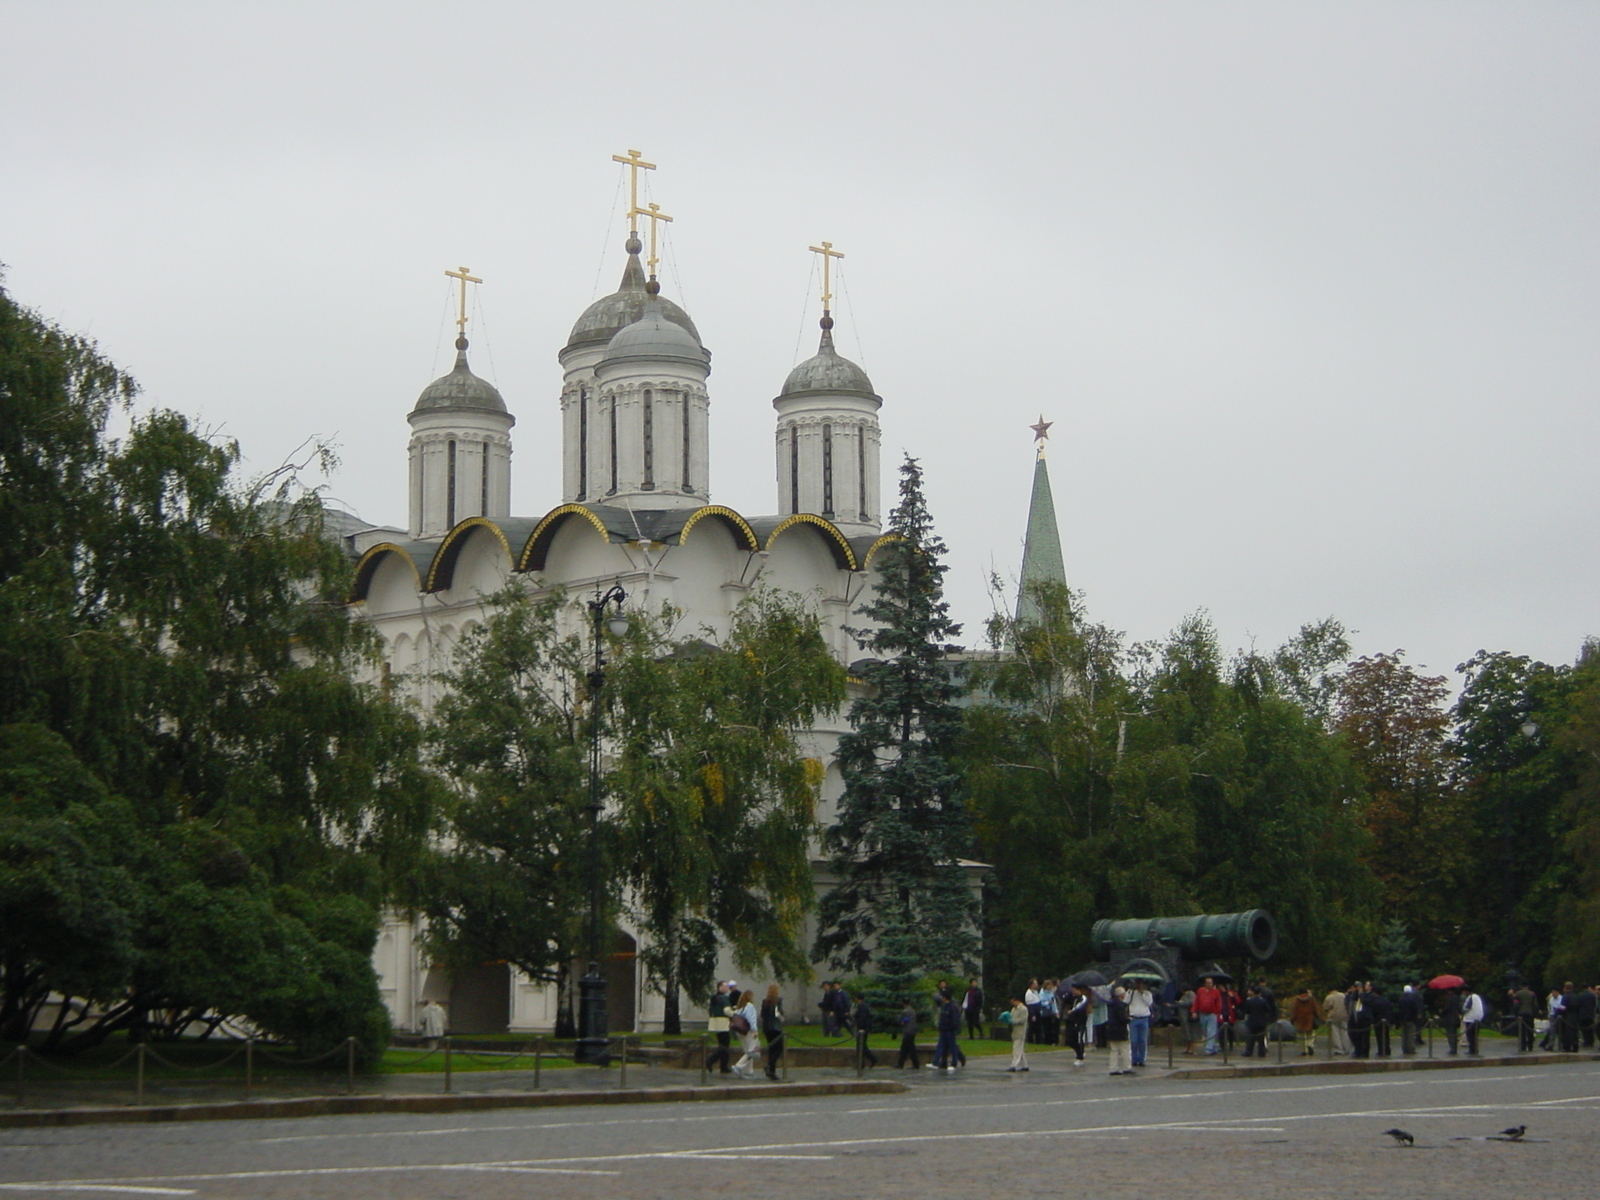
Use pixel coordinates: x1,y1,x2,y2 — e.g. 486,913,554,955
698,974,1599,1080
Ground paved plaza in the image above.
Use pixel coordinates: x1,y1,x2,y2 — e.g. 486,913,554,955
1,1051,1596,1197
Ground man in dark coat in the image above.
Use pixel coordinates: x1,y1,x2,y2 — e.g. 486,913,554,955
1397,985,1425,1056
1346,983,1373,1059
1438,987,1463,1055
896,998,921,1069
963,978,985,1039
1510,982,1538,1052
1367,984,1394,1057
853,994,878,1068
1240,986,1273,1057
1574,983,1598,1049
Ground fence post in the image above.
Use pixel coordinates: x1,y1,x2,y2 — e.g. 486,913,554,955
618,1038,627,1090
534,1036,542,1090
1277,1027,1284,1064
1426,1018,1433,1059
136,1042,146,1104
443,1037,452,1094
245,1037,253,1099
346,1037,355,1095
699,1034,708,1087
782,1033,790,1082
1167,1024,1174,1069
15,1045,24,1110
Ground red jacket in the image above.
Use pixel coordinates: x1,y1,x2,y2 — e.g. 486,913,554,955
1193,985,1223,1016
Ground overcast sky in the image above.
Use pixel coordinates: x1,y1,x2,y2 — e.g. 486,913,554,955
5,1,1595,685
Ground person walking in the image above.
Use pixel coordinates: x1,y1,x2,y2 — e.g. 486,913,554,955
1126,980,1154,1067
1397,984,1424,1056
1460,986,1485,1056
759,984,786,1080
895,998,921,1070
1346,982,1372,1059
1290,987,1319,1056
731,989,762,1079
1510,981,1537,1052
963,978,985,1039
1579,983,1599,1049
1105,986,1133,1075
853,993,878,1068
1177,985,1197,1054
1368,983,1393,1057
818,981,837,1036
1193,977,1223,1056
1240,985,1272,1057
1322,985,1352,1056
1439,986,1463,1055
933,991,965,1070
1063,984,1091,1067
707,981,734,1075
1006,997,1030,1072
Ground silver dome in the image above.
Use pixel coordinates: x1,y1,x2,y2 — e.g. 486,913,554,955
601,300,707,370
779,322,877,398
412,339,507,413
567,241,701,350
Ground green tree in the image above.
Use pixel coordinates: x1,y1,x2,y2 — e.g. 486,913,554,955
814,456,976,1007
1366,920,1423,996
609,590,845,1033
415,588,592,1029
1334,653,1471,968
1547,642,1600,981
0,281,434,1057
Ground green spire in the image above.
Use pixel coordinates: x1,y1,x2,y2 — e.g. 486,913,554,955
1015,449,1067,626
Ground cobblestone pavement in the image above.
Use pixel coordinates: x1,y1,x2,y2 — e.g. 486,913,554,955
1,1052,1596,1198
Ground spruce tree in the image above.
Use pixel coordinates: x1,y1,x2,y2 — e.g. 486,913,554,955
814,455,976,1011
1368,920,1423,996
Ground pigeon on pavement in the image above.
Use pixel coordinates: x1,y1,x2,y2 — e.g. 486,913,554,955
1383,1128,1415,1146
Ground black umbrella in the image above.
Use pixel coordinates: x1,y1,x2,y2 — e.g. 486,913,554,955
1068,969,1108,987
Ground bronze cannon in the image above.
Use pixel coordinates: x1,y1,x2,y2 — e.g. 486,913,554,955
1090,910,1278,966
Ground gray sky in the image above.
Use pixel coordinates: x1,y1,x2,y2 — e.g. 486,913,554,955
5,1,1596,685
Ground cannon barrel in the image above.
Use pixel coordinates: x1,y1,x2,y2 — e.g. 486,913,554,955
1090,910,1278,963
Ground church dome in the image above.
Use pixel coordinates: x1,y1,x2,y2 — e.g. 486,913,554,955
568,238,701,350
780,317,877,398
412,337,506,414
600,295,707,370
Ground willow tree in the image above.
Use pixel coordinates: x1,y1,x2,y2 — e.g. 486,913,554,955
608,590,845,1033
0,281,435,1056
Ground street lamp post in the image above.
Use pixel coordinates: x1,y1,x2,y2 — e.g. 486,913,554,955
575,583,629,1066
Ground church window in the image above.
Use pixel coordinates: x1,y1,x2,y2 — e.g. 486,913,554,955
789,428,799,514
822,423,834,517
577,389,589,500
681,391,692,492
480,439,489,517
608,395,618,494
858,427,869,520
642,389,654,489
446,439,457,528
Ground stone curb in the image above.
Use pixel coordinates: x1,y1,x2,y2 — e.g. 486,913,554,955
1164,1051,1596,1080
0,1079,907,1130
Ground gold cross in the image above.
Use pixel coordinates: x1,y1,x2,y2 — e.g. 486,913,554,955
809,241,845,312
611,148,657,235
630,201,674,276
444,265,482,335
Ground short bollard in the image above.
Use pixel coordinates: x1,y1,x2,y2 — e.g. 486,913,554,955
1426,1019,1433,1059
534,1036,542,1090
136,1042,146,1104
244,1037,254,1099
699,1034,709,1087
346,1037,355,1095
618,1038,627,1090
443,1037,452,1094
1167,1024,1174,1069
15,1045,26,1109
1277,1029,1284,1063
782,1035,789,1082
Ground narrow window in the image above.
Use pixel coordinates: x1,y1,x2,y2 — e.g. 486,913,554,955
789,429,799,514
446,439,457,528
858,427,868,520
480,439,489,517
681,391,692,492
608,395,618,494
642,388,654,489
822,423,834,517
577,389,589,500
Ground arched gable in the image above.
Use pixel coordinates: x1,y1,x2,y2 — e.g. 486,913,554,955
519,504,613,572
861,534,900,571
679,505,760,553
349,542,423,604
426,517,512,593
765,514,858,571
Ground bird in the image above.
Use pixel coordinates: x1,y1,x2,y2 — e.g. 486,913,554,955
1382,1128,1415,1146
1498,1125,1527,1141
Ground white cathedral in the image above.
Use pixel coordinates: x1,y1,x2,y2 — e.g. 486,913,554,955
341,171,952,1035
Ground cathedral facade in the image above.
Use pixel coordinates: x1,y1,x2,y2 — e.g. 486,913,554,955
345,212,903,1034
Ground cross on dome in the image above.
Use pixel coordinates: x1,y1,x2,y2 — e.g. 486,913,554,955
611,148,657,236
444,265,482,336
809,240,844,314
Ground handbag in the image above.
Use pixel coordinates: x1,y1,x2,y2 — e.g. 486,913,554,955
708,1016,730,1033
729,1012,751,1034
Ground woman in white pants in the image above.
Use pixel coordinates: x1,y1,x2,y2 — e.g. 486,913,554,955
1007,998,1029,1072
731,990,762,1078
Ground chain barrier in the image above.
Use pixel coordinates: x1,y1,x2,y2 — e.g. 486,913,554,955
141,1040,248,1074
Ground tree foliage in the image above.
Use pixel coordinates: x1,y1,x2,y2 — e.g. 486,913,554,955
815,456,977,1007
0,283,432,1057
